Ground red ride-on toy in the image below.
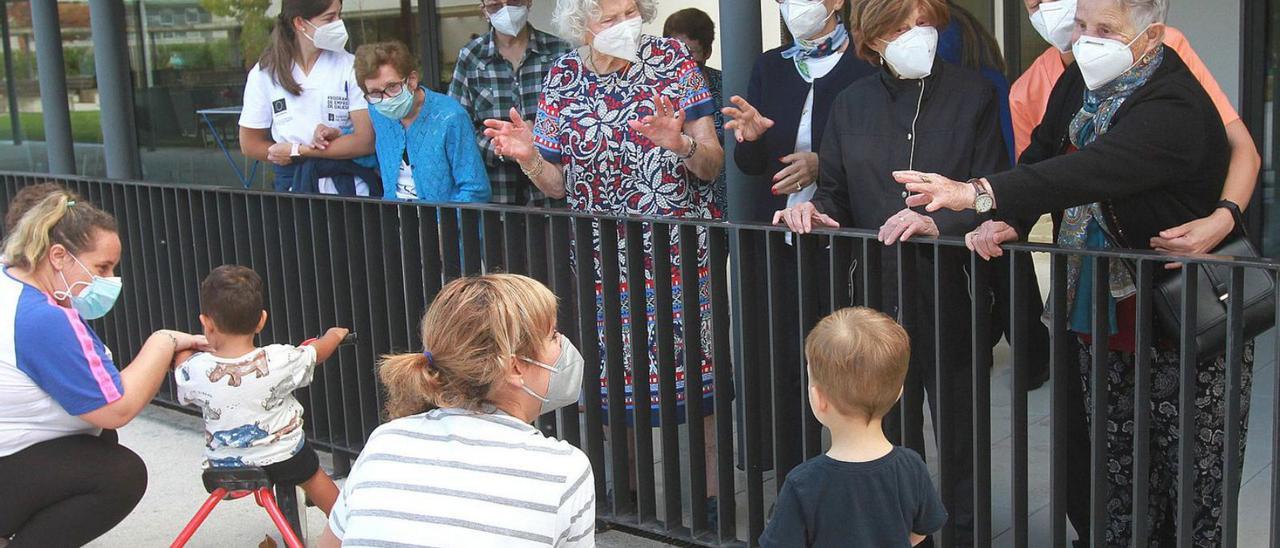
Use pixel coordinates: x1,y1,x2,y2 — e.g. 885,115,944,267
171,333,357,547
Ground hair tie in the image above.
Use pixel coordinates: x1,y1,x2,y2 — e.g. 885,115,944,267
422,350,434,368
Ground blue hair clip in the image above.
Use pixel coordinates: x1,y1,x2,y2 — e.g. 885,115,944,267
423,350,434,368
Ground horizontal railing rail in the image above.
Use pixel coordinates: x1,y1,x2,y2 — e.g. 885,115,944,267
2,171,1276,547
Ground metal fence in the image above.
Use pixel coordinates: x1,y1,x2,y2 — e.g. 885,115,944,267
2,172,1277,547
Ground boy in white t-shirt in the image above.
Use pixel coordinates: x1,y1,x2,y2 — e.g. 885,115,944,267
175,265,349,514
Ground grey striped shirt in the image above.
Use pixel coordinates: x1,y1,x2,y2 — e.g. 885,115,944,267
330,408,595,547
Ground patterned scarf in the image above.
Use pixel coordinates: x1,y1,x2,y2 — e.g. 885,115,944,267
1058,46,1165,331
781,20,849,82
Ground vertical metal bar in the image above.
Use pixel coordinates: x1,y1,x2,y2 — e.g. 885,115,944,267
731,229,765,544
548,215,581,445
1089,256,1110,548
574,217,607,501
1271,270,1280,548
932,244,952,548
482,210,504,273
1132,260,1154,547
598,219,629,519
459,208,483,276
1222,267,1246,547
29,0,75,173
625,221,655,524
766,231,797,482
1010,250,1029,548
1177,263,1199,548
863,241,883,312
359,203,390,433
797,235,822,460
708,226,736,542
970,251,993,548
504,211,529,275
680,224,708,534
438,208,462,282
827,235,853,311
419,206,444,303
652,223,682,530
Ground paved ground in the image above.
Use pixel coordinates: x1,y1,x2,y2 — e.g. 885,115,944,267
90,405,669,547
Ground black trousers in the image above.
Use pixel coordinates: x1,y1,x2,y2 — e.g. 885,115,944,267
0,430,147,547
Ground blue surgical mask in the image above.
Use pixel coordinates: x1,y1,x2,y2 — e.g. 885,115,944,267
54,254,122,320
372,84,416,120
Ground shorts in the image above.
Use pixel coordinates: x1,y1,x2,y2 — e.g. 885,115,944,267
262,440,321,486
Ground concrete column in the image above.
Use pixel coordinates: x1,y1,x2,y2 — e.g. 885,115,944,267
90,0,142,179
30,0,76,173
2,0,22,144
718,0,764,223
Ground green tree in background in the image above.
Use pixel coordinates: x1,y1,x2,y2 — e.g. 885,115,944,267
200,0,271,68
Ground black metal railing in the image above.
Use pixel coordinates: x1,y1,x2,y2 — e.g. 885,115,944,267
1,172,1276,547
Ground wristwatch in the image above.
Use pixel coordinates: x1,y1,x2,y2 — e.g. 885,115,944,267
969,178,993,214
290,143,302,157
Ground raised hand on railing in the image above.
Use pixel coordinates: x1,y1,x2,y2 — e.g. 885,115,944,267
878,208,939,245
965,220,1020,260
303,327,352,364
772,201,841,234
482,108,537,165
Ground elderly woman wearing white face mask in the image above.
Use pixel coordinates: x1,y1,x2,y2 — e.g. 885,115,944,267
484,0,725,514
774,0,1006,544
900,0,1248,545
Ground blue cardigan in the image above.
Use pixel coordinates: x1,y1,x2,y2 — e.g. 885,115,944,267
370,87,491,203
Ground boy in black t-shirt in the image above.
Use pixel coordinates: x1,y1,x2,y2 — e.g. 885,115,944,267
759,307,947,547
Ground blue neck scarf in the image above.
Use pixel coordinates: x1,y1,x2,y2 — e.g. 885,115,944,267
781,21,848,81
1059,46,1165,336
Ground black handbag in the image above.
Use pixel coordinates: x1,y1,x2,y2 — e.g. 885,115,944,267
1151,203,1275,360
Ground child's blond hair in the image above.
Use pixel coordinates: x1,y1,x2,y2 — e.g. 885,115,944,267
805,307,911,423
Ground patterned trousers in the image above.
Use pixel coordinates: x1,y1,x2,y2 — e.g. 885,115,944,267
1078,339,1254,547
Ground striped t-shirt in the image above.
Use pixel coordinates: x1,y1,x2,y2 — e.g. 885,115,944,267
0,266,121,457
330,407,596,547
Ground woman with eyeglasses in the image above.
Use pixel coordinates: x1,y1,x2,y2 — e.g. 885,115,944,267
356,41,490,203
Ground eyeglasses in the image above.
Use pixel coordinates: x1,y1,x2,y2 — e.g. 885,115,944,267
481,0,529,15
364,79,408,103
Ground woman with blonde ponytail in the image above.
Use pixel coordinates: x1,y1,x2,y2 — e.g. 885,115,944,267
0,191,210,547
319,273,596,547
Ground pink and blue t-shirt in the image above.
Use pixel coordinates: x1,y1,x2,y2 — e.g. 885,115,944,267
0,266,121,457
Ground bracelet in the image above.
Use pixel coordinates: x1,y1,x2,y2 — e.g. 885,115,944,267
520,157,546,179
1216,199,1243,228
676,134,698,161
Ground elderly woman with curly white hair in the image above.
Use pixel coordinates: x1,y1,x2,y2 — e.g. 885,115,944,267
900,0,1250,545
485,0,725,517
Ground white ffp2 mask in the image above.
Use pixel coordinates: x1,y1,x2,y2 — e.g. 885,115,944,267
489,5,529,37
1072,27,1149,90
1030,0,1077,52
592,17,643,63
780,0,833,41
882,26,938,80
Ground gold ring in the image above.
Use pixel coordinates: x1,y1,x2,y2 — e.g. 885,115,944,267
796,181,802,191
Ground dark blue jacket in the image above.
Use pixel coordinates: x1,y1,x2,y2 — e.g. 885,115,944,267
732,45,876,222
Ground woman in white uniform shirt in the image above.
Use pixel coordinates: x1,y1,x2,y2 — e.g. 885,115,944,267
238,0,376,196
